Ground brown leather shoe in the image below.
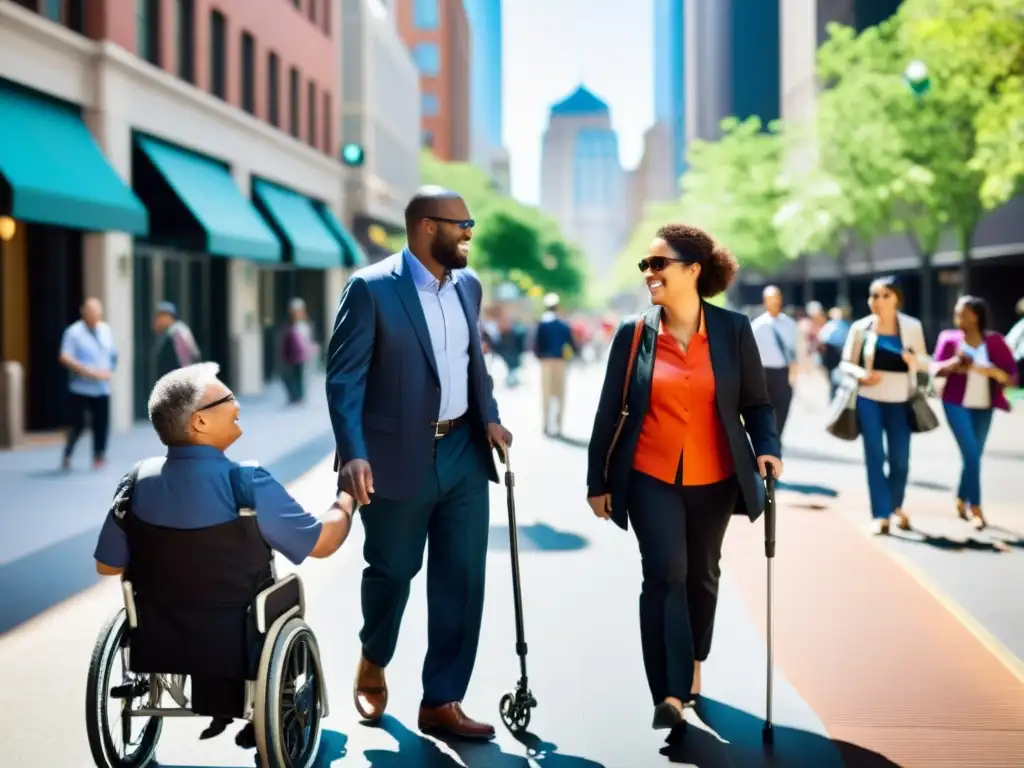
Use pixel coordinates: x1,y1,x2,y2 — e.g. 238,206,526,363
418,702,496,740
353,655,387,722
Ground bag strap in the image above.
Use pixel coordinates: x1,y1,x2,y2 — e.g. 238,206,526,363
619,320,644,414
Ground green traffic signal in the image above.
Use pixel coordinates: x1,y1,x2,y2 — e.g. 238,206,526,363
341,143,365,167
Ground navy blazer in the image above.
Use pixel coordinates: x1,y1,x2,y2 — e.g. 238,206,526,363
586,303,781,531
325,252,501,502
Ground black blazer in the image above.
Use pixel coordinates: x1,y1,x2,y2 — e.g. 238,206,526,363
586,303,781,531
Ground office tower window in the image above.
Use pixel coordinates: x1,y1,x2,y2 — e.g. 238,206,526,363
322,0,331,34
413,0,439,29
41,0,85,32
422,93,439,117
289,67,300,138
411,43,440,76
209,9,227,99
322,93,332,155
175,0,195,83
241,32,256,114
308,0,317,24
137,0,162,66
267,52,280,126
307,81,317,147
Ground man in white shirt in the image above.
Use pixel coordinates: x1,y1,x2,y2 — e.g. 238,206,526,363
750,286,798,437
58,297,117,470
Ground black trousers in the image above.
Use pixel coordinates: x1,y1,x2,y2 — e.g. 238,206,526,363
763,367,792,437
626,469,738,704
64,393,110,460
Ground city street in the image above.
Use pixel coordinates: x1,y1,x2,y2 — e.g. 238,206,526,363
1,359,1023,767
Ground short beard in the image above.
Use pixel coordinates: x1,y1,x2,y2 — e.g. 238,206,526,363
431,236,468,271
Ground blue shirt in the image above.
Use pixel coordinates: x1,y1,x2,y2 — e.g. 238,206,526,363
404,248,470,420
60,319,117,397
93,445,322,568
534,312,577,359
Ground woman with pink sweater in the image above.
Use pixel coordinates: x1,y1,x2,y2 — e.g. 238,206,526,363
931,296,1017,529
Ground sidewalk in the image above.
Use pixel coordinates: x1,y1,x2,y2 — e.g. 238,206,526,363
0,375,336,633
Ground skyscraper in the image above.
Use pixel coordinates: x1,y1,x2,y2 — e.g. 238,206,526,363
540,86,625,273
653,0,686,185
464,0,503,159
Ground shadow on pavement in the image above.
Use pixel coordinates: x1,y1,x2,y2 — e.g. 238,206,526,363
907,479,954,492
781,446,861,466
548,434,590,449
888,528,1022,553
362,716,604,767
660,698,898,767
776,481,838,498
488,523,589,553
0,431,334,634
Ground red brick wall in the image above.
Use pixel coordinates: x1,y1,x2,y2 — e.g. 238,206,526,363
85,0,339,156
395,0,470,162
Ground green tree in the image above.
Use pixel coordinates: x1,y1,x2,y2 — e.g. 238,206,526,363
816,15,991,332
900,0,1024,208
681,116,790,274
418,150,586,301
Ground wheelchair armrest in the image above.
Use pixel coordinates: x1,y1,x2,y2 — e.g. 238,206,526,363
122,580,139,628
254,573,304,634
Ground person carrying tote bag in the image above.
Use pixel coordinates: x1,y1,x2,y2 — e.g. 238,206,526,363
839,277,932,535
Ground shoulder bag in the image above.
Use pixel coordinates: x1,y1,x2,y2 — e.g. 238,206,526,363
603,320,644,482
825,324,877,441
896,318,940,433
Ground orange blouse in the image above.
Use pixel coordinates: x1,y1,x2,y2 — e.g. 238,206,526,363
632,324,735,486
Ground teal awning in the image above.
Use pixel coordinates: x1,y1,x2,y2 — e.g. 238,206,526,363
136,137,281,262
252,180,344,269
316,204,368,268
0,83,147,234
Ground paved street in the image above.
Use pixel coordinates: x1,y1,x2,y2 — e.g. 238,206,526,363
1,359,1022,767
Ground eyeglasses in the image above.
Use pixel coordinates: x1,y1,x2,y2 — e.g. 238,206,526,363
638,256,686,273
194,393,236,413
427,216,475,230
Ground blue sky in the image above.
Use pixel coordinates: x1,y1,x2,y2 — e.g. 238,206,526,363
502,0,654,204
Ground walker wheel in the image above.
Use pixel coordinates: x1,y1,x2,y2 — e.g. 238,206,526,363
499,692,531,733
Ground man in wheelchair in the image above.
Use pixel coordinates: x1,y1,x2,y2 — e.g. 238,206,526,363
92,362,352,755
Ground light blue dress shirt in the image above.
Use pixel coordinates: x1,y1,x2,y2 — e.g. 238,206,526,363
404,248,470,420
60,319,117,397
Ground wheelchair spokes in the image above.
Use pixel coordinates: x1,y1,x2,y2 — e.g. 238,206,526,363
279,632,320,765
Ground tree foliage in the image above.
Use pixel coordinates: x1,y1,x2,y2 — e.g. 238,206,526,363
418,150,586,302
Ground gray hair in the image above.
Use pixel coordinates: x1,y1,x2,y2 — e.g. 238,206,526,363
148,362,221,446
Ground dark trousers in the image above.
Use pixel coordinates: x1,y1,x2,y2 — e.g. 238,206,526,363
283,363,306,403
626,469,738,704
359,424,490,708
64,393,110,460
763,367,792,437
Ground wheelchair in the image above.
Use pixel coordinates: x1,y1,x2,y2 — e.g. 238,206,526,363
84,487,328,768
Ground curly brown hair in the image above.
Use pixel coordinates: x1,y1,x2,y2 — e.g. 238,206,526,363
655,223,739,298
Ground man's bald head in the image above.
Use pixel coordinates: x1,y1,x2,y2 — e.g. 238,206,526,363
763,285,783,315
404,185,464,232
81,297,104,327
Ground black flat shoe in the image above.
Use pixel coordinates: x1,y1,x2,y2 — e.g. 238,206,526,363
652,701,685,730
664,722,687,745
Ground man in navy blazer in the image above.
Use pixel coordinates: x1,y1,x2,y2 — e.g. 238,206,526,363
326,186,512,740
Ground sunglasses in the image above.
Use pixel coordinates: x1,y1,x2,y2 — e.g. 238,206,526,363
638,256,686,273
194,393,236,413
426,216,475,230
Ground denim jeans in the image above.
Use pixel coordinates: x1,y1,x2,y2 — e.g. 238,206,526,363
942,402,994,506
856,397,912,519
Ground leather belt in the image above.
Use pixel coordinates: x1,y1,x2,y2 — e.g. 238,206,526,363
432,414,468,438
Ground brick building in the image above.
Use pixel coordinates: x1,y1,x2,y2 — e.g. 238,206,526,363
394,0,470,162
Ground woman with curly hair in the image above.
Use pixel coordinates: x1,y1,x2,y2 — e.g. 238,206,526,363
586,223,782,738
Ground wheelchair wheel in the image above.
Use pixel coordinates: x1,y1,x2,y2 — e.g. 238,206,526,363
258,618,325,768
85,609,162,768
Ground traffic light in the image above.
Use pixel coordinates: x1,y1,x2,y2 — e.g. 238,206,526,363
341,143,365,167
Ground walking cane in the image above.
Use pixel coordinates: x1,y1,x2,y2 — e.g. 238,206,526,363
762,465,777,746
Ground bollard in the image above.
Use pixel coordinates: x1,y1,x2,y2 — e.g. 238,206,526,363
0,361,25,449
